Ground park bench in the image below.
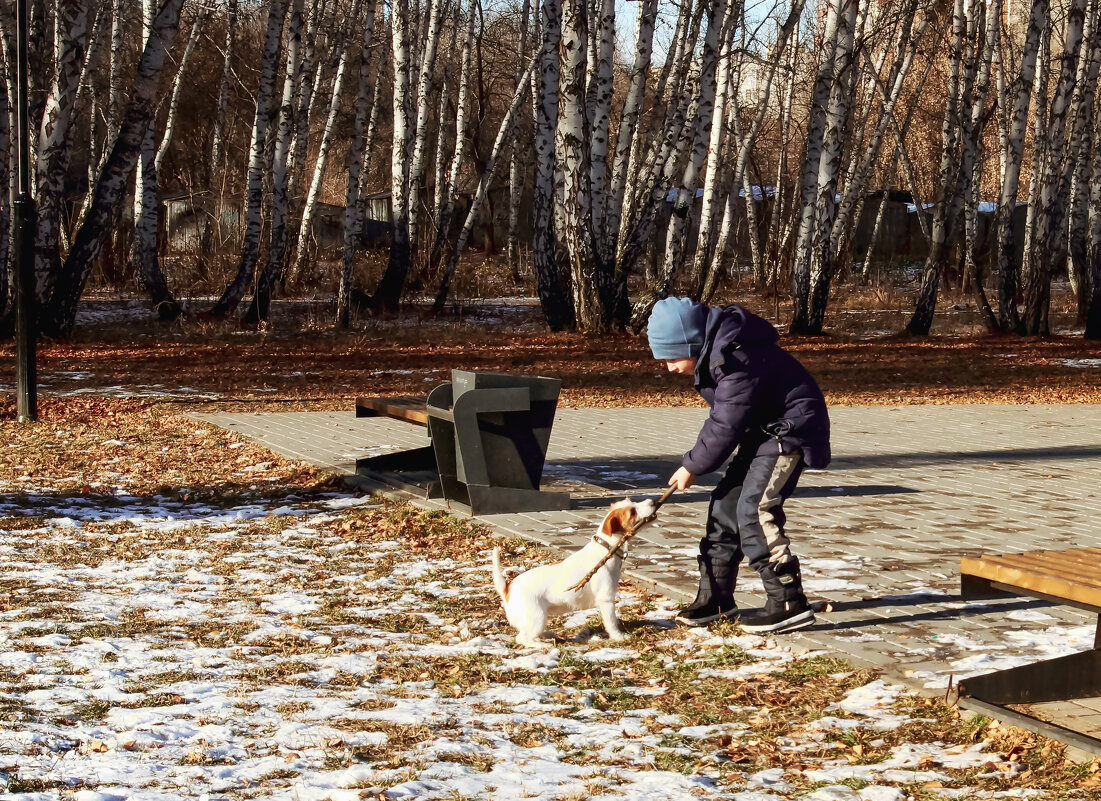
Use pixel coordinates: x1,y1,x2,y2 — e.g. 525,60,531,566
354,371,570,515
958,548,1101,712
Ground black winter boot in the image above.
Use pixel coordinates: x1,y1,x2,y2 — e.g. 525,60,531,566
739,557,814,633
675,556,738,626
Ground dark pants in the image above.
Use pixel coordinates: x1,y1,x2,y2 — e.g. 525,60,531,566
700,432,805,589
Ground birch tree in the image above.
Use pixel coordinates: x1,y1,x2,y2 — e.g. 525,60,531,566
405,0,443,261
906,0,968,335
587,0,614,245
789,0,857,334
532,0,572,329
41,0,188,337
1022,0,1087,335
426,0,475,281
135,3,206,321
1067,0,1101,319
602,0,657,269
1088,103,1101,337
370,0,414,311
31,0,87,306
992,0,1048,332
505,0,533,267
558,0,607,331
208,0,291,318
700,0,804,300
337,0,380,327
433,52,539,311
242,0,308,324
287,0,363,287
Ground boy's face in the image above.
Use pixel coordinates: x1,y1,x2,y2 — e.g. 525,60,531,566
665,358,697,375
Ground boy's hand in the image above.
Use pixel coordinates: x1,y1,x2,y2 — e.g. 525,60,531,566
668,466,696,491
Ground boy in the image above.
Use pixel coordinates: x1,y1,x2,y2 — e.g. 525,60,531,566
646,297,830,633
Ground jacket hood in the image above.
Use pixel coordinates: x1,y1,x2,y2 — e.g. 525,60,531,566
705,304,780,347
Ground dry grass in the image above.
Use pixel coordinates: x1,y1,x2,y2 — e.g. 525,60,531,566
1,288,1099,417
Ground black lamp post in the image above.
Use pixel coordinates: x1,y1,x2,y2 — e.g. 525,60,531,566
13,0,37,422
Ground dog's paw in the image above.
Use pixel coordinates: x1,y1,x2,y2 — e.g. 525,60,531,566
516,636,549,649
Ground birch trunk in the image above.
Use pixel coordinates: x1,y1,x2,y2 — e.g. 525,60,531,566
603,0,656,267
371,0,414,311
558,0,605,331
208,0,291,318
620,0,700,251
32,0,87,307
994,0,1048,331
336,0,380,327
506,0,533,267
286,0,326,202
532,0,571,329
639,0,728,315
0,67,9,320
210,0,238,181
800,0,859,334
137,5,205,321
433,53,539,311
108,0,123,139
427,0,476,281
906,0,968,335
828,0,924,267
41,0,187,337
587,0,614,243
764,30,800,286
1087,86,1101,338
789,0,849,333
689,4,737,293
79,5,109,191
434,67,452,220
406,0,443,262
1067,0,1101,319
288,0,361,287
155,7,206,175
702,0,804,299
962,0,1002,330
242,0,307,324
356,32,388,235
1023,0,1088,334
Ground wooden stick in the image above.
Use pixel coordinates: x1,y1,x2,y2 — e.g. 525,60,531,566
566,485,678,592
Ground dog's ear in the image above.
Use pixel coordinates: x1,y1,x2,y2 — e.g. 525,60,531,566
602,506,635,536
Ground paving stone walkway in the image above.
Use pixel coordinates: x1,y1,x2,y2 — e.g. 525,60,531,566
195,403,1101,756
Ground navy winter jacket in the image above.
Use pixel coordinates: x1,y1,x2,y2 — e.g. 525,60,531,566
682,304,831,475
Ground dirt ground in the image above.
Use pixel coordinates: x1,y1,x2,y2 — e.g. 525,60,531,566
1,292,1099,418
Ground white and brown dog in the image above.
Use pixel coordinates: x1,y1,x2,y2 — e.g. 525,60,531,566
491,498,655,648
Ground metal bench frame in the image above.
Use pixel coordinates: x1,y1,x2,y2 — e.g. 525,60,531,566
959,548,1101,755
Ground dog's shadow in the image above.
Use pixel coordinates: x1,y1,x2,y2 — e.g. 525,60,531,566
555,616,676,646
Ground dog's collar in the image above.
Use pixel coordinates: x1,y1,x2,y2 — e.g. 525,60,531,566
592,534,624,553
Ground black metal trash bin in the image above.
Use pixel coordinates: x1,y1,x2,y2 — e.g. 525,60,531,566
425,370,570,515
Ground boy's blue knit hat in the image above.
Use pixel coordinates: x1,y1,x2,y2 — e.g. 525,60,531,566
647,297,706,360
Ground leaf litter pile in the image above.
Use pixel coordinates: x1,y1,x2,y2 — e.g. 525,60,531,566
1,296,1100,412
1,399,1099,800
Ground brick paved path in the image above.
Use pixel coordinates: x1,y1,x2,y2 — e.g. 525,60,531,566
197,404,1101,754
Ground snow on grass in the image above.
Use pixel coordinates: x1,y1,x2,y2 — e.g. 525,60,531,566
1,413,1096,799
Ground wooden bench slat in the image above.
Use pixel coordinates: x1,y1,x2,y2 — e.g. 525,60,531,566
960,561,1101,591
977,551,1101,577
961,548,1101,610
964,552,1101,589
356,395,429,426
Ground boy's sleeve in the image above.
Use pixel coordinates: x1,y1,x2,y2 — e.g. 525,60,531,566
681,365,759,475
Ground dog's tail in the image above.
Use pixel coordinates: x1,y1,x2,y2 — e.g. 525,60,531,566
491,547,510,602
